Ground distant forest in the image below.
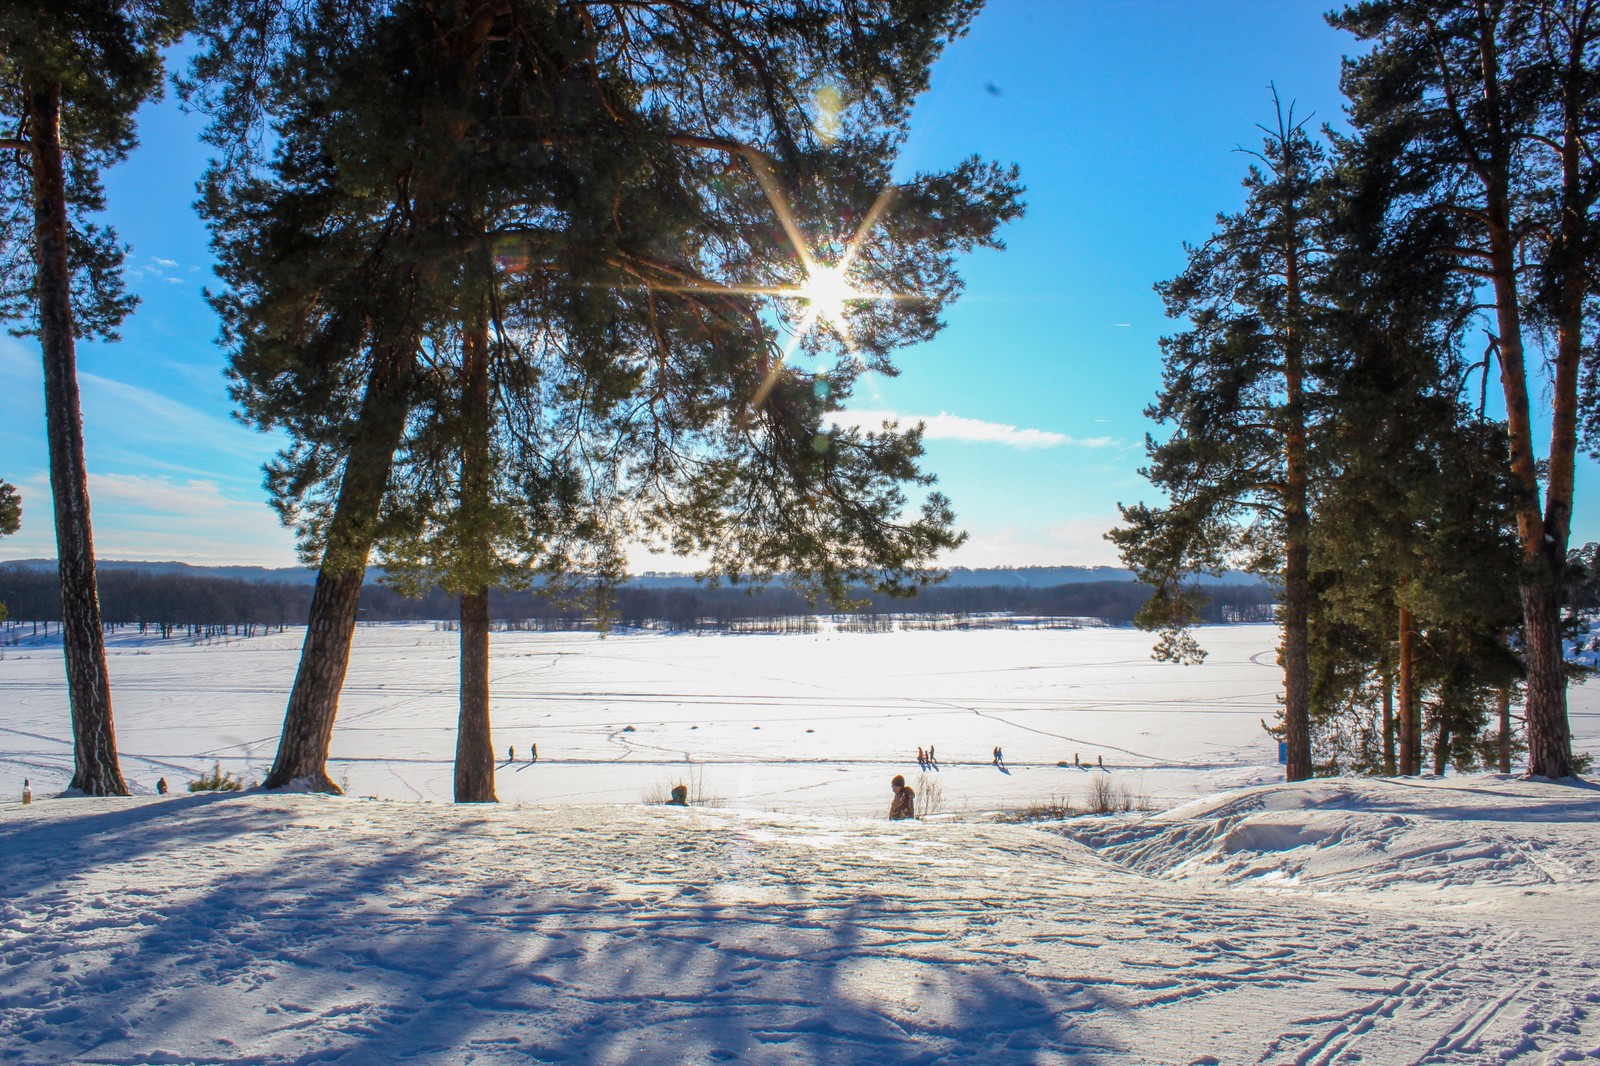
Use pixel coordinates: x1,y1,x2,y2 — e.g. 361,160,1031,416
0,566,1276,636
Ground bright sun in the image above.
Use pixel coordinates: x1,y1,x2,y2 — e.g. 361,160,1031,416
797,264,861,326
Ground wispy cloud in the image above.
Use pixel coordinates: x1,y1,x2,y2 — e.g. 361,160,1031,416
2,473,295,566
945,516,1125,568
79,371,268,464
125,255,186,287
829,409,1115,451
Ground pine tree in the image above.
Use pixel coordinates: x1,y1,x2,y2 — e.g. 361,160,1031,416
1331,0,1600,778
0,0,187,796
1110,98,1328,781
191,0,1022,795
0,479,17,624
0,479,18,538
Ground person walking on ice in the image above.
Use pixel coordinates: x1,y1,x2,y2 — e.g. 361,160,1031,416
888,774,916,820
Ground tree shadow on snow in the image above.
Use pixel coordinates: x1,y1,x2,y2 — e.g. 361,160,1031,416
1,800,1131,1065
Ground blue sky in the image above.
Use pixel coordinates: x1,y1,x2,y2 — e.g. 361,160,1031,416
3,0,1595,569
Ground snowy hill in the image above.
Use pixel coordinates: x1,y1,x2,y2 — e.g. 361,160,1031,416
3,776,1598,1064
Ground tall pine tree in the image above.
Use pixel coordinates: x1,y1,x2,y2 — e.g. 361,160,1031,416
0,0,188,795
1110,99,1328,781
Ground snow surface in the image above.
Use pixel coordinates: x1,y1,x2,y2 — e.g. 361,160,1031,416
4,623,1600,1063
2,622,1316,812
14,619,1593,812
3,778,1599,1064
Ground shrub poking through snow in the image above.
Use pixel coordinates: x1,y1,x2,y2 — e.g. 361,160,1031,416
1084,776,1151,815
997,796,1077,823
188,762,243,793
915,774,944,818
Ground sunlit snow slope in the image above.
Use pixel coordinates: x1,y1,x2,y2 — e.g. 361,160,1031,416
2,777,1598,1064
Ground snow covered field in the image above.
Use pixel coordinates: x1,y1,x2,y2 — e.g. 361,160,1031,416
4,624,1600,1063
3,620,1598,811
1,622,1313,813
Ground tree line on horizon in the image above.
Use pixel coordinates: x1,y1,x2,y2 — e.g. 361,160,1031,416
0,565,1278,635
1112,2,1600,781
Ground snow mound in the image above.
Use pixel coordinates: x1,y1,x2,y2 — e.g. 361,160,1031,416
1053,775,1600,910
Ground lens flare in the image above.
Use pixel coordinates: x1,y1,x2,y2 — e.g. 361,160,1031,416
797,264,861,327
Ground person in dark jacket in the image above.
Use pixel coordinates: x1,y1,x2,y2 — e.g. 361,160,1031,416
889,774,916,820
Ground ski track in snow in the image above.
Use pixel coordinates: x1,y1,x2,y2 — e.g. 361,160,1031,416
2,781,1598,1065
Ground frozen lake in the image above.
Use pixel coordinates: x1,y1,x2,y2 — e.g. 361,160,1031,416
4,621,1597,813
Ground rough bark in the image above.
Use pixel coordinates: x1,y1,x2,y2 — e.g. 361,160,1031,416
453,313,496,804
1496,685,1511,775
29,80,126,797
1398,604,1418,776
1381,670,1396,776
455,588,496,802
262,338,415,791
1520,581,1573,778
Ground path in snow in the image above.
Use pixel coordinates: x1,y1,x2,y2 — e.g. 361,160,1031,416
2,776,1598,1064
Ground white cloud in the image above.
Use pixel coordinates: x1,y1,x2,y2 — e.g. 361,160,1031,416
829,409,1116,451
944,516,1125,568
151,257,179,269
0,473,296,566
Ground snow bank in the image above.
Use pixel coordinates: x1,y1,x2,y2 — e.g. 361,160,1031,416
1053,775,1600,917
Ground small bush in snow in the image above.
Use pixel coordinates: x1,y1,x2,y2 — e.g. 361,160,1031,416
915,773,943,818
188,762,243,793
1084,776,1150,815
996,795,1076,823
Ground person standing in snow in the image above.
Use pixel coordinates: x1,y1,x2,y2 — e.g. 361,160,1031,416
508,746,515,763
156,777,168,795
889,774,916,820
530,743,538,763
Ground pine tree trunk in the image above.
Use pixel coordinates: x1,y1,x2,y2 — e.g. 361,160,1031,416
1398,605,1418,776
1511,80,1587,780
1521,581,1572,778
1280,204,1312,783
1497,685,1511,774
453,313,496,803
1432,715,1450,777
1476,52,1573,776
1281,531,1311,781
28,80,126,797
262,337,415,792
1381,670,1396,776
455,588,496,802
